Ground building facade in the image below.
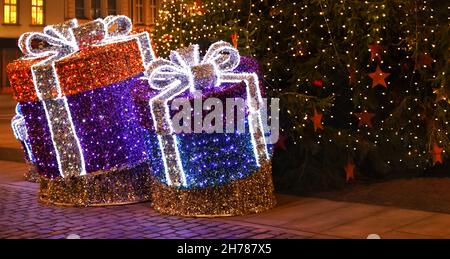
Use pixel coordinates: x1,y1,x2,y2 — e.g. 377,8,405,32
0,0,160,91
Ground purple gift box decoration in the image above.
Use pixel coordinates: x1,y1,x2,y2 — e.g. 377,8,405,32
139,41,271,189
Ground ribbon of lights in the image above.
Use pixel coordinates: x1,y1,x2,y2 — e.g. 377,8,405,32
142,41,270,187
11,104,34,163
16,16,155,178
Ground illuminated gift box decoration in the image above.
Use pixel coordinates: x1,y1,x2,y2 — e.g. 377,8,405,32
7,16,155,206
140,41,276,216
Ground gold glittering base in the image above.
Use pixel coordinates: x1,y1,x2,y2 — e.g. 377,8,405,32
150,163,277,217
39,162,152,207
24,162,40,183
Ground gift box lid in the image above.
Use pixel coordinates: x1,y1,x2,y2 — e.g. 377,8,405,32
7,39,145,103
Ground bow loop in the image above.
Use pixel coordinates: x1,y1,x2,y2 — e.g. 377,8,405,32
18,19,78,58
144,59,192,91
18,15,134,60
18,32,76,59
170,45,200,68
44,19,78,42
72,19,106,48
202,41,240,72
104,15,133,38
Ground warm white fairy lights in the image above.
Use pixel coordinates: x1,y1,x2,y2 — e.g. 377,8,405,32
264,0,445,168
154,0,259,55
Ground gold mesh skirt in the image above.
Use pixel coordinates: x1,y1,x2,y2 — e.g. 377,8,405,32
150,162,276,217
39,162,152,207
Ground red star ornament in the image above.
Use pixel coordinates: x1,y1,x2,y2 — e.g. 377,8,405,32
431,143,444,165
369,65,390,88
344,161,355,182
312,109,324,132
354,111,375,128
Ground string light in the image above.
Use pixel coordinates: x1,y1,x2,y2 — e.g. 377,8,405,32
261,0,447,171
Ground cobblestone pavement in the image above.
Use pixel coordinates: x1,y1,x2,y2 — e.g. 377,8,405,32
0,163,308,239
0,186,308,239
3,162,450,239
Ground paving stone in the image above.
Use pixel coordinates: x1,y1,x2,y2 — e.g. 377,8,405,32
323,208,431,239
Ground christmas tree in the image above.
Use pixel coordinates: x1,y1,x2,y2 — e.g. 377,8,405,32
154,0,449,192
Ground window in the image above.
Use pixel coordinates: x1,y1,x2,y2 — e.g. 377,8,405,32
1,48,20,88
149,0,157,25
75,0,85,18
31,0,44,25
108,0,116,15
135,0,143,24
3,0,18,24
91,0,101,19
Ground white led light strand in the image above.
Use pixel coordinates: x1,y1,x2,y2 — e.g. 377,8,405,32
11,104,34,162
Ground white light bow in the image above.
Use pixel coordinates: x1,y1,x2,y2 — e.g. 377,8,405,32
17,16,154,178
142,41,270,187
19,15,135,62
